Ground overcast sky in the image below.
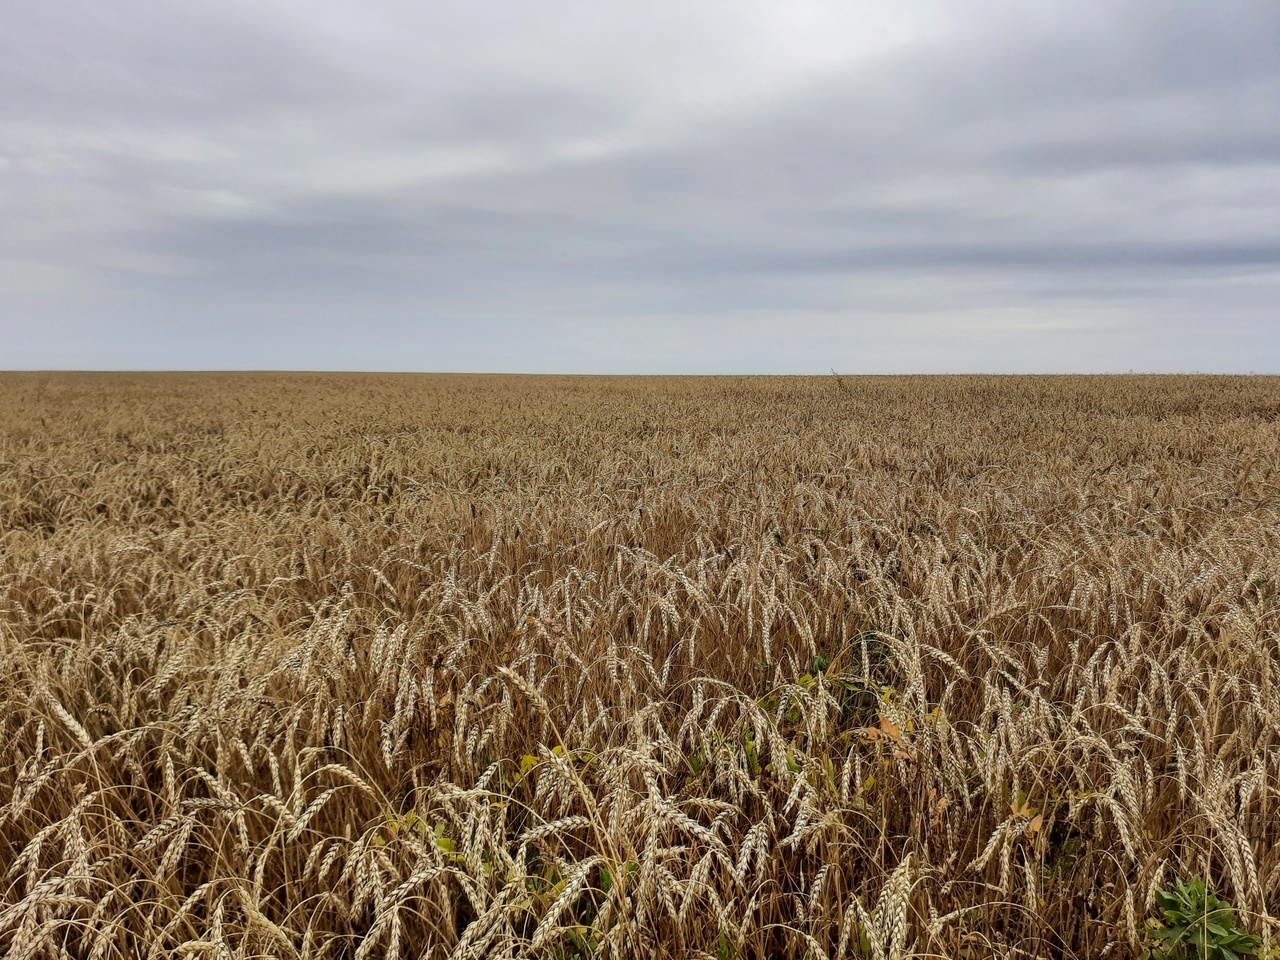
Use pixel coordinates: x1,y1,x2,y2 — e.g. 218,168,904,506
4,1,1278,373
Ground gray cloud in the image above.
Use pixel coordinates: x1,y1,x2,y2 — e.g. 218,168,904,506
3,1,1278,372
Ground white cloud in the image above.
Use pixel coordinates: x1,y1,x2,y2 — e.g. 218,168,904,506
2,0,1278,371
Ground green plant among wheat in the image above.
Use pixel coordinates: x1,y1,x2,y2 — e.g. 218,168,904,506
1144,877,1262,960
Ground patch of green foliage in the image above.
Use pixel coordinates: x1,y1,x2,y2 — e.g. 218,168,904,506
1143,876,1261,960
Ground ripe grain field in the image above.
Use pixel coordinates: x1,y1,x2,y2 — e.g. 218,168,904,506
2,373,1279,960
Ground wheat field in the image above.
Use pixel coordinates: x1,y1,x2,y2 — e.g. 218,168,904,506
1,372,1278,959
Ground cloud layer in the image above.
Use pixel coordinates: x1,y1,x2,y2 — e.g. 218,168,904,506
4,1,1278,372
